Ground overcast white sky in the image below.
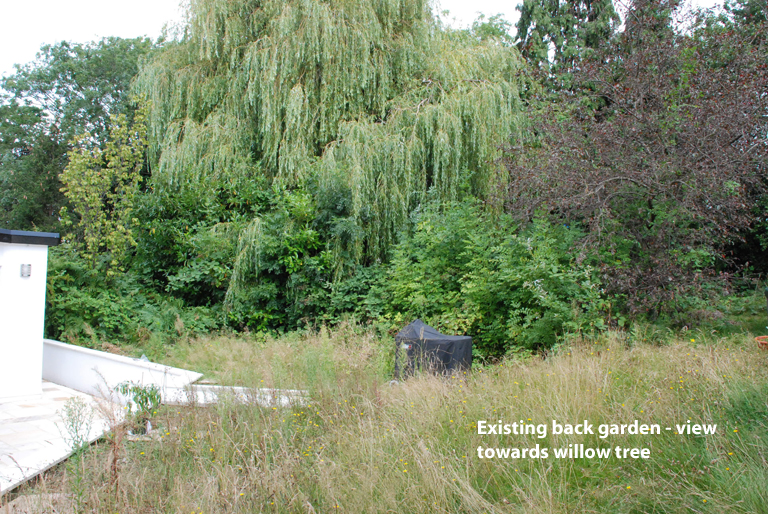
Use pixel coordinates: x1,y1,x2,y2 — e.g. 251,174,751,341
0,0,724,79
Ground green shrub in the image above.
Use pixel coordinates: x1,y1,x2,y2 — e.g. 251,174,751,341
378,200,605,356
131,176,269,306
46,244,223,346
225,190,334,331
46,245,133,344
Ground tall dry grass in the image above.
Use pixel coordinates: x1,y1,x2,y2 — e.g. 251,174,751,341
4,324,768,513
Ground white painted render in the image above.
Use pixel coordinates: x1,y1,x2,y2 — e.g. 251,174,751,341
0,243,49,400
42,339,203,401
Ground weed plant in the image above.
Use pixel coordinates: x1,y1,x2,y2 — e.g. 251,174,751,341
12,322,768,513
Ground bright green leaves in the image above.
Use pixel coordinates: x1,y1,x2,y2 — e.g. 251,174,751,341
379,200,605,356
59,100,149,274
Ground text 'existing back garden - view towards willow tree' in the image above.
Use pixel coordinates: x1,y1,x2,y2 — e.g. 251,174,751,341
133,0,528,319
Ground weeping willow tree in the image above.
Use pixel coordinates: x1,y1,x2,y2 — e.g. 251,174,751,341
135,0,528,320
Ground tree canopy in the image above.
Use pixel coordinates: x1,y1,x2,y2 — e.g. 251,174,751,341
515,0,619,74
0,37,153,230
507,0,768,313
2,0,766,353
135,0,528,268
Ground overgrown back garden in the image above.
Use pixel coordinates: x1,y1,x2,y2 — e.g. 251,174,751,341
1,0,765,358
1,0,768,510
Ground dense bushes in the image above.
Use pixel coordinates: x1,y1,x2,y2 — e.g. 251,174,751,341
82,190,604,356
17,0,766,361
217,195,607,355
225,190,334,330
377,201,605,355
46,245,223,350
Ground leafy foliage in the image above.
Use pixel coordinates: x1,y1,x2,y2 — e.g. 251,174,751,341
135,0,527,265
515,0,619,75
226,189,334,330
0,99,66,230
0,38,153,231
115,381,161,432
3,38,153,142
3,0,764,360
60,101,148,273
506,0,768,315
723,0,767,32
470,14,515,45
379,200,605,355
46,245,223,347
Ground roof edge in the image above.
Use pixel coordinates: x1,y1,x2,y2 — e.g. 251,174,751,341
0,229,60,246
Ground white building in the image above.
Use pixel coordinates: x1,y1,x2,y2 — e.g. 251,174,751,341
0,229,295,495
0,229,60,400
0,228,205,495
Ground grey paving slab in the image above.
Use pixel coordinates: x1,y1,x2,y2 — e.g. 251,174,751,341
1,380,308,497
0,382,115,496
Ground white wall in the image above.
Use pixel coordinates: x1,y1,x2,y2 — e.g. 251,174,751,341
0,243,49,400
42,339,203,400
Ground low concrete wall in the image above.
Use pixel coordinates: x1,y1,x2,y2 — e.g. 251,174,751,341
42,339,202,401
163,384,307,407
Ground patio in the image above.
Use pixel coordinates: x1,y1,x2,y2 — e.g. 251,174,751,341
0,381,113,496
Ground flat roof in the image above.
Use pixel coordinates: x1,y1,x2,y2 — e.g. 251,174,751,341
0,229,60,246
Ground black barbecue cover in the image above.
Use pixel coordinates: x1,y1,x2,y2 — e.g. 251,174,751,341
394,319,472,375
